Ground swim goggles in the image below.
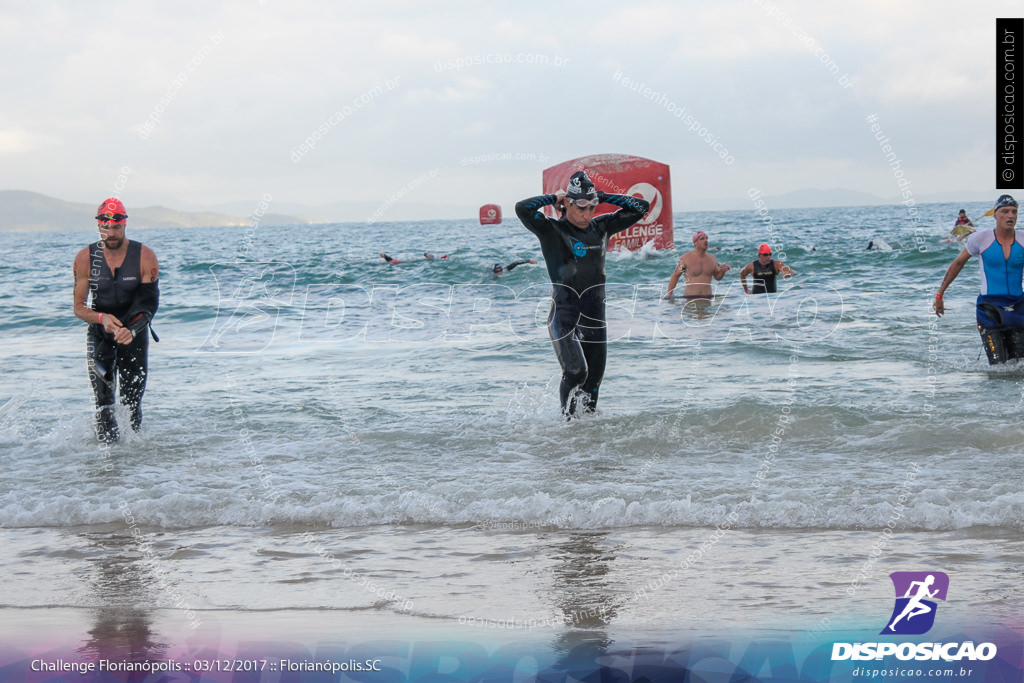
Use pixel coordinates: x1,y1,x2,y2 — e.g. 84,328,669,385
96,213,128,222
568,198,600,208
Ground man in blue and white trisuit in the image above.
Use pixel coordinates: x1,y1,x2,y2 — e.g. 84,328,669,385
934,194,1021,329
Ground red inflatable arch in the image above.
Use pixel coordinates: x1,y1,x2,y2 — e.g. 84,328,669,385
542,154,673,250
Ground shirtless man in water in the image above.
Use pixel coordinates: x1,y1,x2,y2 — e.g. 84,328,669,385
664,231,731,299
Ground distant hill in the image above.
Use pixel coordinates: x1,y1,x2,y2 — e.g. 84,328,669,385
3,187,999,231
765,187,887,209
0,190,309,232
675,187,995,212
676,188,887,212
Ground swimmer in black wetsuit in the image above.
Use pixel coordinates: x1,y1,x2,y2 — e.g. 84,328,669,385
515,170,650,417
492,259,537,274
73,198,160,443
739,243,795,294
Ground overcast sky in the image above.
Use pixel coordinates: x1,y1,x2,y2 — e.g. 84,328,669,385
0,0,1017,217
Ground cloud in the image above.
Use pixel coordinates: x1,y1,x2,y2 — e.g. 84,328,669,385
0,0,1007,211
0,129,60,155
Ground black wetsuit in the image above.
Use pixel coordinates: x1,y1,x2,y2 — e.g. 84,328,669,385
87,240,154,440
504,260,531,272
750,259,778,294
515,192,650,414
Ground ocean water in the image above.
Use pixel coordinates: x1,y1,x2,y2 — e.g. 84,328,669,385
1,201,1022,674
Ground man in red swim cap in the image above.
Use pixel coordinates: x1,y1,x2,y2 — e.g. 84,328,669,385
739,243,795,294
72,198,160,442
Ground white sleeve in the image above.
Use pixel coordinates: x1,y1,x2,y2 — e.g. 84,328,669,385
966,230,991,256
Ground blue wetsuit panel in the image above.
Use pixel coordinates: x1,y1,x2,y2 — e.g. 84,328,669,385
980,239,1024,297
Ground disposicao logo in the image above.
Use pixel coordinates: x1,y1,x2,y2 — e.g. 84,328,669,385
881,571,948,635
831,571,998,663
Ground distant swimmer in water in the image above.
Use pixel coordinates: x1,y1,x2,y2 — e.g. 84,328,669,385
515,170,650,417
382,253,448,263
664,231,731,299
934,194,1023,364
739,244,795,294
950,209,976,241
492,259,537,274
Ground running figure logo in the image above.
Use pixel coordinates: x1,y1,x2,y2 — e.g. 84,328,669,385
198,262,296,353
881,571,949,635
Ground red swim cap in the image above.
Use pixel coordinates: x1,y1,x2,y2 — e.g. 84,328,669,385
96,197,127,219
758,243,772,254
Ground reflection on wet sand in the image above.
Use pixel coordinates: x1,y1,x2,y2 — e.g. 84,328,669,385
76,530,168,673
546,531,621,656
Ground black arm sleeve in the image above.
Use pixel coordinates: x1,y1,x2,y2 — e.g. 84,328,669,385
514,195,559,236
504,260,529,271
597,193,651,236
123,280,159,337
